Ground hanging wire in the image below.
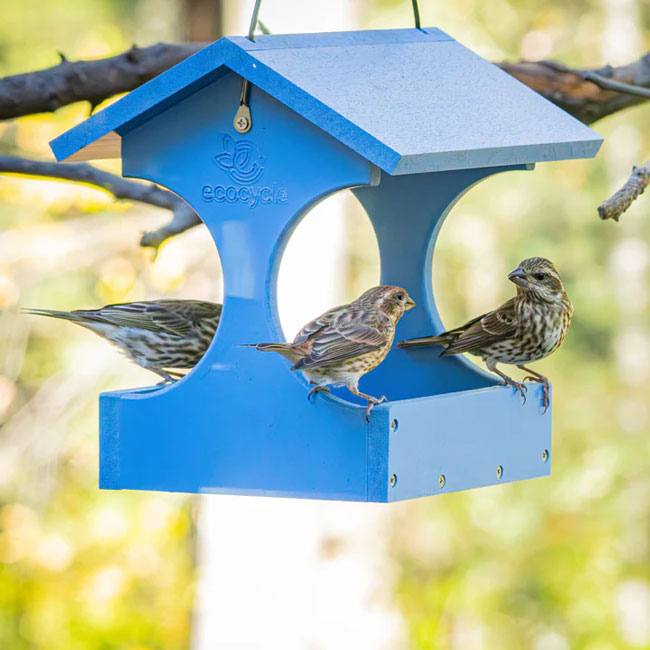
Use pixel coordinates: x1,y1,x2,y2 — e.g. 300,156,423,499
248,0,263,41
247,0,423,41
412,0,422,29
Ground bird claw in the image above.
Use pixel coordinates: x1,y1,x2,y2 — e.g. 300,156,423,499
523,376,550,413
307,386,330,401
500,379,527,405
365,395,387,422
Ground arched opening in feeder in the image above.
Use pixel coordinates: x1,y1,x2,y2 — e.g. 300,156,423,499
274,188,380,407
276,190,380,342
152,218,225,384
431,169,533,336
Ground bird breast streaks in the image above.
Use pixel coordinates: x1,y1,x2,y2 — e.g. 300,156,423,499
25,257,571,416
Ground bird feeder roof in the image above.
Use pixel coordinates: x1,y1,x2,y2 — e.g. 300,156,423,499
50,28,602,174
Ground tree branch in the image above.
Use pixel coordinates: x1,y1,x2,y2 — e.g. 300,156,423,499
0,43,204,120
497,54,650,124
3,45,650,242
598,162,650,221
0,155,201,251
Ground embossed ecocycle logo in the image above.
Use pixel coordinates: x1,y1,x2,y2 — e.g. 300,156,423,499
202,134,288,208
214,134,264,185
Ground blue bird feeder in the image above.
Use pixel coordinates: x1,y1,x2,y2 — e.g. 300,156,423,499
50,26,602,501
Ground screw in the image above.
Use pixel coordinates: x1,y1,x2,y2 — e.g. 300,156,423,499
391,419,398,432
496,465,503,479
389,474,397,488
542,449,549,463
439,474,446,489
235,116,250,131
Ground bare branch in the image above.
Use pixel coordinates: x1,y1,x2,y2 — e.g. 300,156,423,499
598,162,650,222
3,44,650,237
3,39,650,125
581,70,650,99
0,155,201,251
0,43,204,120
497,54,650,124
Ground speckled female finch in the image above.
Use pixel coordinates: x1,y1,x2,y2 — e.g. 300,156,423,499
397,257,572,412
24,300,221,383
252,285,415,419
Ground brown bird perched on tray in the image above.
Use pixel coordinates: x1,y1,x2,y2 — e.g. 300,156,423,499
24,300,221,384
397,257,572,413
251,285,415,419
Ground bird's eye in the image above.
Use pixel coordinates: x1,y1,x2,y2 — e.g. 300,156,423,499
396,292,405,301
533,273,546,281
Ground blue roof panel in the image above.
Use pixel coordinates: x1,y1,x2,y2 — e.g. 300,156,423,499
50,28,602,173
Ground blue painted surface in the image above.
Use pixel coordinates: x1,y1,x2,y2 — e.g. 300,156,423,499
45,27,600,500
85,72,558,500
50,28,602,173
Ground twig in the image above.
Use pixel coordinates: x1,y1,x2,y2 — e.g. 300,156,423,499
0,155,201,251
2,40,650,124
598,162,650,221
497,54,650,124
0,43,204,120
3,44,650,238
581,70,650,99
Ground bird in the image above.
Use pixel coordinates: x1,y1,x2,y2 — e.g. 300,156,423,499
396,257,572,413
250,285,415,420
23,299,222,384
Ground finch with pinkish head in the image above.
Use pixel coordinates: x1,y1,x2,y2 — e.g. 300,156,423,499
397,257,572,412
24,299,221,383
251,285,415,419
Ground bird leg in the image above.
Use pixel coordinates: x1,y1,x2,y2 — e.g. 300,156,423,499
307,385,330,400
149,367,179,385
491,366,527,405
518,365,550,413
346,384,387,421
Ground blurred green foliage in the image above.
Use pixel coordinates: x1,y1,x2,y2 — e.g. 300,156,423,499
2,0,650,648
0,2,212,649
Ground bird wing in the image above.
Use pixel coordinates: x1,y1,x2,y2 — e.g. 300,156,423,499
79,300,221,337
293,308,390,370
441,298,518,356
291,304,347,345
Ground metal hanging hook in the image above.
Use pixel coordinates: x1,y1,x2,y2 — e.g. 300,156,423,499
411,0,422,29
234,0,424,133
248,0,263,42
234,0,262,133
246,0,422,41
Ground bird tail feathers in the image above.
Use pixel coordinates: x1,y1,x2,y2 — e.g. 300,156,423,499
396,334,449,349
22,308,85,323
244,342,304,364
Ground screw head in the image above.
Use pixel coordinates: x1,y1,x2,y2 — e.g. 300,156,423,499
235,115,250,131
542,449,549,463
439,474,446,489
496,465,503,479
389,474,397,488
391,419,398,432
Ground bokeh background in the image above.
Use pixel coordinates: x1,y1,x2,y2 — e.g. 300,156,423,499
2,0,650,648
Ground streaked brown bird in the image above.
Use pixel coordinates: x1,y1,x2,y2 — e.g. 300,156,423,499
397,257,572,412
251,285,415,419
24,299,222,383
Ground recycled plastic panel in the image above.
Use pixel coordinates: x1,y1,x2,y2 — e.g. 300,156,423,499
92,72,553,500
50,28,602,174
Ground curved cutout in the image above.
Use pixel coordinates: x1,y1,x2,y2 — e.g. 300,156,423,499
277,189,380,341
352,165,531,401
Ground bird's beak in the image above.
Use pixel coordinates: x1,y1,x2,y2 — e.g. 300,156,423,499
508,267,530,288
405,296,416,310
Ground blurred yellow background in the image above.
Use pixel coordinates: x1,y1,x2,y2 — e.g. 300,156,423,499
2,1,650,649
